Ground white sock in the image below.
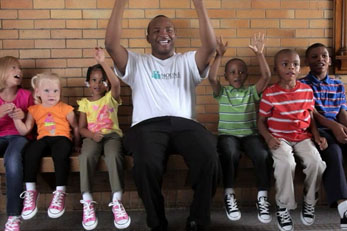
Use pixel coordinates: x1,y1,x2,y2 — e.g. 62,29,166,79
56,186,66,192
82,192,93,201
113,191,122,202
25,182,36,191
257,190,268,200
225,188,235,196
338,200,347,218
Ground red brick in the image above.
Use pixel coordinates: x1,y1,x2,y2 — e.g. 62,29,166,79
18,10,50,19
97,0,116,9
66,20,97,29
252,0,280,9
222,0,251,8
20,30,51,39
1,0,32,9
251,19,279,28
0,50,19,57
67,58,95,67
51,10,82,19
33,0,64,9
51,30,82,39
3,40,34,49
66,0,96,9
0,10,17,19
221,19,249,29
130,0,159,8
237,10,265,18
145,10,175,19
35,40,66,49
160,0,190,8
0,30,18,39
83,10,111,19
52,49,82,58
35,20,65,29
3,20,34,29
66,39,97,48
266,10,294,19
20,49,50,59
36,59,67,68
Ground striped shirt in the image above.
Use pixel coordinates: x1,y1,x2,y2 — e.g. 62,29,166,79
214,85,260,137
300,72,347,122
259,81,314,142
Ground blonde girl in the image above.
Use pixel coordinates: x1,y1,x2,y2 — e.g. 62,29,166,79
13,73,80,220
0,56,34,231
77,47,130,230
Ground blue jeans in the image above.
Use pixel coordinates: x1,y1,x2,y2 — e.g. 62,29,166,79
218,134,272,190
0,135,28,216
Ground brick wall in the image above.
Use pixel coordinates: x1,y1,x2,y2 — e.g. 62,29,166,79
0,0,345,133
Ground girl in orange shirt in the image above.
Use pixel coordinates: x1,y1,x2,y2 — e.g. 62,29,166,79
13,73,80,220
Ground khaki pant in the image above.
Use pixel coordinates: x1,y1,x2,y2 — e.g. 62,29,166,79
271,138,326,209
79,132,124,194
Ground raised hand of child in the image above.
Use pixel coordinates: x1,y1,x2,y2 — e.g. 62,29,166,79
0,103,15,118
92,132,104,142
8,107,25,120
94,47,105,64
314,136,328,150
266,135,281,150
249,33,265,55
216,36,228,57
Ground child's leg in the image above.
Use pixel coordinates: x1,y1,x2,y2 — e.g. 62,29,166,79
0,136,28,217
23,138,48,183
293,139,326,205
50,136,72,187
271,139,297,210
104,133,130,229
79,137,103,196
103,133,124,194
218,135,241,192
48,137,72,219
242,135,272,191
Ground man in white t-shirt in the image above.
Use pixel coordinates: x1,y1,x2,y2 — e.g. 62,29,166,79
105,1,219,230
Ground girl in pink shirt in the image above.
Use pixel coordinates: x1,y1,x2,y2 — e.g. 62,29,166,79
0,56,34,231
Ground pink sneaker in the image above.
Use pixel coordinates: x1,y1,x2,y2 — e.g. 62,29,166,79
20,190,39,220
80,200,98,230
108,200,131,229
48,190,66,218
4,216,21,231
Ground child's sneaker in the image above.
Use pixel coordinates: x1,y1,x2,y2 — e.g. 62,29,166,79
224,193,241,221
20,190,39,220
80,200,98,230
276,206,293,231
256,196,272,223
48,190,66,218
108,200,131,229
5,216,21,231
301,201,315,226
341,210,347,229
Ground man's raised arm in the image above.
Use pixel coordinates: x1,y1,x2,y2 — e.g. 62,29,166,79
193,0,216,73
105,0,128,75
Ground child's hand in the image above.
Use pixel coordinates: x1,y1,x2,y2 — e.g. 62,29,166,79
216,36,228,56
331,123,347,144
249,33,265,55
266,135,281,150
0,103,15,118
314,136,328,150
8,107,25,120
94,47,105,64
92,132,104,142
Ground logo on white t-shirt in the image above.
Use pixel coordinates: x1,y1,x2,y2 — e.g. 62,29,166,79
151,70,181,80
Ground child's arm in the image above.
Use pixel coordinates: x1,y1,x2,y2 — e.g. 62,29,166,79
313,109,347,144
248,33,271,94
13,113,35,135
78,111,103,142
338,109,347,127
67,111,81,152
257,115,281,150
208,36,228,96
95,47,121,102
309,111,328,150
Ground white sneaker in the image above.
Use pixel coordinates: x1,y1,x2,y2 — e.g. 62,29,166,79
301,201,315,226
47,190,66,218
224,193,241,221
256,196,272,223
20,190,39,220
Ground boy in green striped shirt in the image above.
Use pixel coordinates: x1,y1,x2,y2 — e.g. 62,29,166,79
209,33,272,224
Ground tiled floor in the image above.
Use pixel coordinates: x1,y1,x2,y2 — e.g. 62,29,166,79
0,206,342,231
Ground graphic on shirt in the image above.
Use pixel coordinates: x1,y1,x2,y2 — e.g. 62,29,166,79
88,105,114,132
44,113,56,135
151,70,181,80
